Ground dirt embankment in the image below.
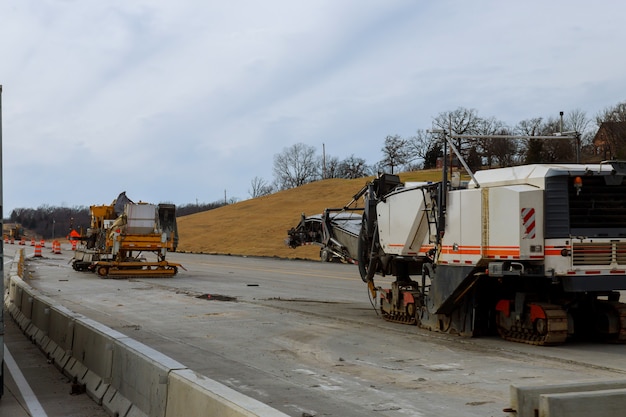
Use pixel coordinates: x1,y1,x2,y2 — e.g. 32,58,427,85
176,171,443,260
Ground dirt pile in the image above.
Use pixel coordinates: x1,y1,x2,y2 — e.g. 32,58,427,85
176,170,443,260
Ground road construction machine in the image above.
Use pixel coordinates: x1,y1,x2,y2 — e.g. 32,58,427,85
72,192,182,278
286,208,362,263
290,134,626,346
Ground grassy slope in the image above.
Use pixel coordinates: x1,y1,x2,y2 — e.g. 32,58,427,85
177,170,444,260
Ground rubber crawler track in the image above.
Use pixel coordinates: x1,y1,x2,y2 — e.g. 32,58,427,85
598,301,626,343
496,303,568,346
380,304,417,325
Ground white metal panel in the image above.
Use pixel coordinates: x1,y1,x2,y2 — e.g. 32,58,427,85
460,189,482,263
518,186,544,259
124,204,157,234
487,185,543,260
445,190,462,241
544,238,572,274
440,189,482,264
469,164,613,189
377,186,431,256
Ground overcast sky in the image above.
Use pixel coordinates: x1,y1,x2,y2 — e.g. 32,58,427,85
1,0,625,215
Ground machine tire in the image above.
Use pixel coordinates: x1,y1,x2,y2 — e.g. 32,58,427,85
358,215,380,283
96,266,109,277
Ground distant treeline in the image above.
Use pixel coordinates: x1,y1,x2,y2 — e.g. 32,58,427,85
6,201,228,239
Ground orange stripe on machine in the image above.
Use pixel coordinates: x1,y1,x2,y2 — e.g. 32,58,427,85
387,244,522,258
440,245,481,255
484,246,521,258
545,246,571,256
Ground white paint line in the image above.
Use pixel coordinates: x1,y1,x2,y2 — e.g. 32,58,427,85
4,344,49,417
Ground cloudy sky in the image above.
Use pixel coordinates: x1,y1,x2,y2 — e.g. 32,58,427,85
1,0,624,215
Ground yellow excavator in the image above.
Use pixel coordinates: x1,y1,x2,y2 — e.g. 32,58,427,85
72,192,182,278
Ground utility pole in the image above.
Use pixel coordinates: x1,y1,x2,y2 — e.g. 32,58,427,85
322,143,326,179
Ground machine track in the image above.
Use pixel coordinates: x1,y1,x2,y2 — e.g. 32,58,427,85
597,300,626,343
380,304,418,325
379,285,420,326
614,302,626,343
94,261,181,279
496,303,568,346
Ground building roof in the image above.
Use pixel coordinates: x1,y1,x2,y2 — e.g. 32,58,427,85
593,121,626,144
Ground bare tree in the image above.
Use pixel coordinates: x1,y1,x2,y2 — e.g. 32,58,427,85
485,127,519,167
475,117,510,167
563,108,593,161
380,134,410,174
273,143,319,190
248,176,274,198
407,129,435,160
596,101,626,124
517,117,575,163
515,118,544,163
544,117,576,162
515,117,543,136
338,154,369,179
567,108,591,135
433,107,483,155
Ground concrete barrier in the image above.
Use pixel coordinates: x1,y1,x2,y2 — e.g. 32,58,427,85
68,317,125,404
4,251,291,417
29,294,57,345
45,305,80,371
539,388,626,417
110,337,186,417
166,369,289,417
509,380,626,417
18,281,34,321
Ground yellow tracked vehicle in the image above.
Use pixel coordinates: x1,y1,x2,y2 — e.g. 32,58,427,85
72,192,182,278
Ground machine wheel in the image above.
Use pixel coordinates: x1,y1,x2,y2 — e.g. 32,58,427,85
357,216,380,283
406,303,416,319
320,248,330,262
96,266,109,277
535,318,548,335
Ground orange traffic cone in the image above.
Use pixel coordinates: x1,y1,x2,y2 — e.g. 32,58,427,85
30,238,35,246
40,239,45,247
71,240,77,250
52,240,62,254
34,244,42,257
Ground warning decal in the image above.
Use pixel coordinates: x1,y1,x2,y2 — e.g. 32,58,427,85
521,207,536,239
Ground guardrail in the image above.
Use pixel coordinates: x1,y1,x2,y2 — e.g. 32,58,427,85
4,249,289,417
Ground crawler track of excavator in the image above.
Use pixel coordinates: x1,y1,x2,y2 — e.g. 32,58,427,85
94,261,182,279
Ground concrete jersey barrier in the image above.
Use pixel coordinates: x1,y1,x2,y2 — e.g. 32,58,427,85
509,379,626,417
4,250,290,417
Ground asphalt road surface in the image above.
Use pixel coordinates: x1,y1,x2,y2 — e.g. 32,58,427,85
8,245,626,417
